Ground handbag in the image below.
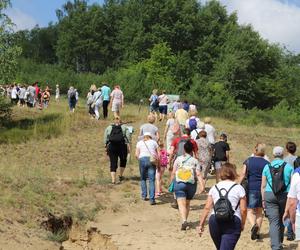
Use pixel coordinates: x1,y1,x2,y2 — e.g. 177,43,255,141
143,141,158,166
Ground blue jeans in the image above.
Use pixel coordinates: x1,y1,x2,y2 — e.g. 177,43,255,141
139,157,156,202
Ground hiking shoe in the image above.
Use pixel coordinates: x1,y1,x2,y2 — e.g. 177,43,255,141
171,200,178,209
251,224,259,240
142,197,148,201
287,233,295,241
119,176,124,182
181,221,188,231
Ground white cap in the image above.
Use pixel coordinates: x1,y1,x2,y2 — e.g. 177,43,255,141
143,132,152,138
273,146,284,157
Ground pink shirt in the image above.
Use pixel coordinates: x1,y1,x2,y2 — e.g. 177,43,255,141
111,89,123,103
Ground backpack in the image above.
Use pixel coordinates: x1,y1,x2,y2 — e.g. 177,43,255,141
160,150,168,166
70,91,76,100
294,156,300,170
175,156,195,184
152,95,159,108
109,125,125,144
176,138,189,157
213,184,239,222
189,118,197,131
266,162,288,196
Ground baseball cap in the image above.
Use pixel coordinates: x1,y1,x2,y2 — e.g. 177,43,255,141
273,146,284,157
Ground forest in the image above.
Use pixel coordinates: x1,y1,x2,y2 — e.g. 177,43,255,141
2,0,300,125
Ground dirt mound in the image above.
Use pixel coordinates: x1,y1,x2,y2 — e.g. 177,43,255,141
61,223,117,250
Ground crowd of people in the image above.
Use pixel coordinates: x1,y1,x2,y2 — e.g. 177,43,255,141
0,82,58,109
103,89,300,250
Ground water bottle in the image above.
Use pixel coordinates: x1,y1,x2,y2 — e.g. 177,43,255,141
283,218,290,227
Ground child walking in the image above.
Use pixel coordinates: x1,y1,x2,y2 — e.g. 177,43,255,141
156,141,168,197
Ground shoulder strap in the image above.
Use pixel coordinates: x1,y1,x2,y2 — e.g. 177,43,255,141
266,163,274,192
226,183,238,198
143,141,156,158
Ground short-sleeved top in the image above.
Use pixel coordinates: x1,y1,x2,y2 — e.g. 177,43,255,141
172,102,181,112
175,109,189,125
93,90,103,105
103,124,130,145
101,86,111,101
173,154,201,183
11,87,18,99
196,138,211,164
287,170,300,215
214,141,230,161
262,158,294,193
209,181,245,220
244,156,269,191
111,89,123,103
158,94,168,106
185,116,201,129
204,124,216,144
171,136,198,154
166,118,175,133
149,94,158,106
139,123,158,140
182,103,189,112
136,139,158,159
284,155,297,168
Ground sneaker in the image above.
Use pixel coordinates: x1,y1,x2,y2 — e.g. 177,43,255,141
171,200,178,209
181,221,188,231
251,224,259,240
150,200,156,205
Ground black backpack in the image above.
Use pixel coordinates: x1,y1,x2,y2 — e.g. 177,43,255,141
267,162,288,195
213,184,239,222
109,125,125,144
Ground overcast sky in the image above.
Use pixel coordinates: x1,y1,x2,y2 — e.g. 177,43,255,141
5,0,300,54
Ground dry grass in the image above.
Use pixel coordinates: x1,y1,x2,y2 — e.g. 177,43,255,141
0,99,300,246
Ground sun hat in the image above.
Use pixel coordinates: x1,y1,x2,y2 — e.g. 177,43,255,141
273,146,284,157
198,121,205,129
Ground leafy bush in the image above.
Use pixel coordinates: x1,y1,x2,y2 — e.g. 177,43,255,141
0,96,12,126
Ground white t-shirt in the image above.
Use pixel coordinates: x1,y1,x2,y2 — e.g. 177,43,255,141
204,124,216,144
191,128,204,140
209,181,245,220
136,139,158,159
158,94,168,106
288,173,300,215
185,116,200,129
189,104,197,111
11,87,18,99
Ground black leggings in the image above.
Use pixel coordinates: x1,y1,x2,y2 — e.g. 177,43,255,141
108,144,128,172
103,100,109,118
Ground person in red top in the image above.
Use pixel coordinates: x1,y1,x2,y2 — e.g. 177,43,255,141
34,82,41,107
169,128,198,167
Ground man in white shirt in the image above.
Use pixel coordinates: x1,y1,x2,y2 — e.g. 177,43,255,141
204,117,216,144
11,85,18,105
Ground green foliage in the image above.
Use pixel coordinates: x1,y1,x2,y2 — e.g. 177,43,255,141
0,95,12,126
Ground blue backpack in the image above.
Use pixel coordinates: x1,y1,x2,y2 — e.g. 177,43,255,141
189,118,197,131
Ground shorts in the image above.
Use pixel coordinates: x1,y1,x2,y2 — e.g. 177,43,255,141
247,190,262,208
159,105,168,115
214,161,226,170
174,181,197,200
296,214,300,241
112,102,121,112
150,104,159,112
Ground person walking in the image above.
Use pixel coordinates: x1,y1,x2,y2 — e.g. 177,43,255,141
135,132,159,205
92,88,103,120
283,165,300,249
163,112,176,151
110,85,124,118
261,146,294,250
204,117,216,144
101,83,111,119
239,143,269,240
139,114,159,141
42,87,51,109
104,116,131,184
55,84,60,102
175,105,189,134
149,89,159,120
196,130,212,190
67,86,77,112
198,163,247,250
171,140,204,230
158,90,168,121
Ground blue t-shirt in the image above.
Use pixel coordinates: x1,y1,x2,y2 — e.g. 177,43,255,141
150,94,158,106
262,158,294,193
244,156,269,191
101,86,111,101
182,103,189,112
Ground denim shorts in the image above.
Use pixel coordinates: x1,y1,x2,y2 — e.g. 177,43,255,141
247,190,262,208
174,181,197,200
150,104,159,112
159,105,168,115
